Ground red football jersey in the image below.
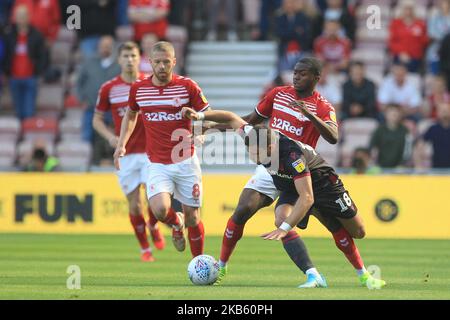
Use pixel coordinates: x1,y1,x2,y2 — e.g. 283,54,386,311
96,74,147,155
129,74,209,164
128,0,169,41
255,86,337,148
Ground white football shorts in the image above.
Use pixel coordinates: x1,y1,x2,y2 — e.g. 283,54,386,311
116,153,150,195
244,164,280,200
146,154,202,207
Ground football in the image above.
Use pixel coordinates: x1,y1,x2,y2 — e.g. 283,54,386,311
187,254,219,285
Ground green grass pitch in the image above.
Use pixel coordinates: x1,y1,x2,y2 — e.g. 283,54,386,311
0,233,449,300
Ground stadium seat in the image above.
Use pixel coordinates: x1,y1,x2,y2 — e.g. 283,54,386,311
0,116,21,142
56,141,92,171
56,25,77,44
116,25,134,42
340,118,379,167
36,84,64,113
59,116,82,141
316,137,340,167
51,41,72,66
0,141,16,169
22,117,58,143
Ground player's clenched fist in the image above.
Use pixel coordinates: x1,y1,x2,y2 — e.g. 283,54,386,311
289,100,312,118
113,145,126,170
182,107,199,120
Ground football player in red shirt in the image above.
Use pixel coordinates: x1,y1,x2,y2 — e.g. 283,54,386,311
114,42,209,258
209,57,369,288
94,42,167,262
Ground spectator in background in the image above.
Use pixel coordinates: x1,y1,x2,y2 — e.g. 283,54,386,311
426,75,450,119
0,26,5,96
139,33,158,74
388,0,428,73
315,62,342,111
439,32,450,91
258,0,282,40
206,0,238,41
314,0,356,43
25,146,59,172
11,0,61,45
378,62,423,122
76,36,120,143
350,147,381,175
3,5,46,121
275,0,313,71
128,0,169,43
421,102,450,168
117,0,130,26
168,0,188,26
370,104,410,168
242,0,261,40
342,61,377,120
427,0,450,75
314,19,351,73
77,0,117,59
0,0,13,28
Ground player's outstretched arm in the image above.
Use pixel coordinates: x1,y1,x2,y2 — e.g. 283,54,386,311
182,107,247,130
261,176,314,240
114,108,138,170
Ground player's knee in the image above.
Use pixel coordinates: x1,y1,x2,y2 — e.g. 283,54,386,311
128,202,142,216
151,205,170,220
184,213,200,227
353,227,366,239
232,204,253,225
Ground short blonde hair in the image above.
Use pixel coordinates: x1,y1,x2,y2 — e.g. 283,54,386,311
150,41,175,57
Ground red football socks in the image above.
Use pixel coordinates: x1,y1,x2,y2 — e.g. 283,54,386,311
163,208,180,227
129,214,150,250
188,221,205,257
332,227,364,270
219,218,245,264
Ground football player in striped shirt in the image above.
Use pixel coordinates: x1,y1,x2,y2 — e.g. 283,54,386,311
114,42,209,257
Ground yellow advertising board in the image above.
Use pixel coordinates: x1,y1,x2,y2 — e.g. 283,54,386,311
0,173,449,239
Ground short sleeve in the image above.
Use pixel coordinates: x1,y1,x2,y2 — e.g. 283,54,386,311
285,149,311,180
95,83,110,113
129,82,139,112
188,79,209,112
255,88,278,118
318,97,338,126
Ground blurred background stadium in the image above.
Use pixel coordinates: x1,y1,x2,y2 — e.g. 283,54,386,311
0,0,449,174
0,0,450,300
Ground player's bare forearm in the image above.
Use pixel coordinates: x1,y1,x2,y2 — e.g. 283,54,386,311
203,110,247,130
117,108,138,148
262,176,314,240
200,121,231,132
243,111,265,126
286,176,314,227
308,114,339,144
92,112,117,146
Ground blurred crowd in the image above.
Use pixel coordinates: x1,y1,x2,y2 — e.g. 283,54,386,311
0,0,449,172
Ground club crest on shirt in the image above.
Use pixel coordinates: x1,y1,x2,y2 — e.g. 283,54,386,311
292,159,305,173
173,97,182,107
